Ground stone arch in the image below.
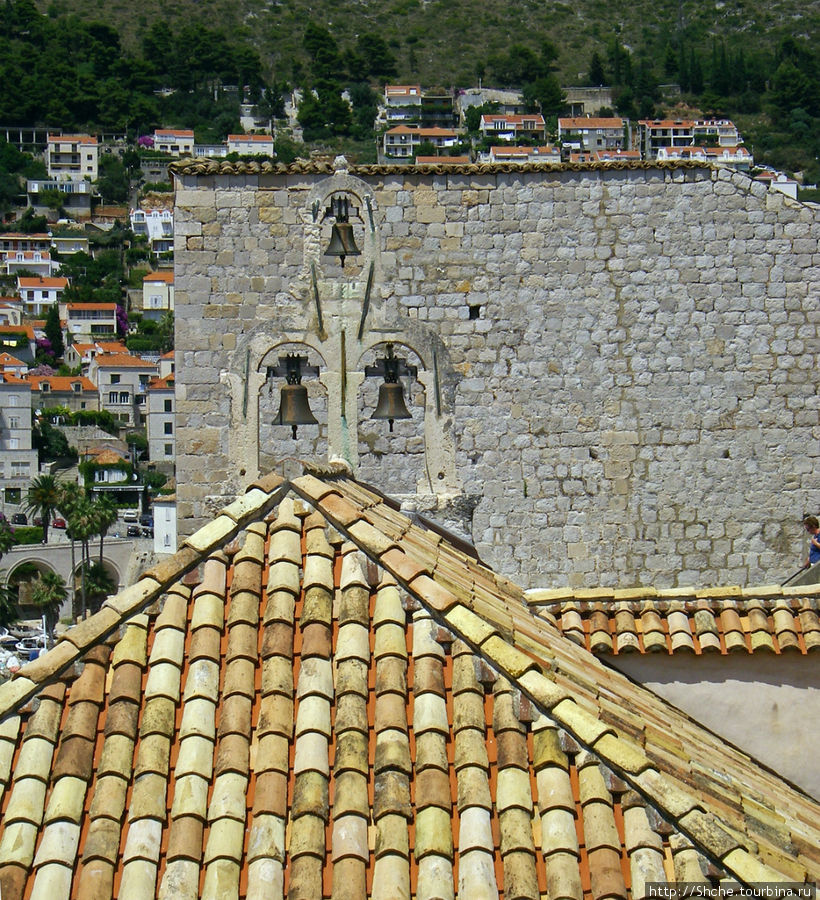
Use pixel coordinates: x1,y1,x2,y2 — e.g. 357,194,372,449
5,558,61,621
258,340,330,473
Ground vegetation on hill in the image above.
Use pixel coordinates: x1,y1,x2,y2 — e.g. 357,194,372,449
0,0,816,177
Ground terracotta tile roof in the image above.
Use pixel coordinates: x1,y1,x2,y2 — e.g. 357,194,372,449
559,117,625,129
155,129,194,138
47,134,98,144
148,374,174,389
25,374,96,392
0,472,816,899
0,325,35,339
0,352,25,366
92,353,157,368
415,156,471,165
526,590,820,654
143,271,175,284
66,303,117,312
17,277,68,289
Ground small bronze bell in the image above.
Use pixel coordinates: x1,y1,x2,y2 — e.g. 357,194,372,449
324,195,361,267
372,381,412,432
324,221,361,267
275,355,317,438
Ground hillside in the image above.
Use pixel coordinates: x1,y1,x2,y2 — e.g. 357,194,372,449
37,0,819,87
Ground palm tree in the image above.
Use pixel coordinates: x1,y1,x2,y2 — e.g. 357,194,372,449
29,571,67,635
56,483,84,618
25,474,62,544
69,504,97,619
0,571,17,629
94,494,118,564
81,561,116,613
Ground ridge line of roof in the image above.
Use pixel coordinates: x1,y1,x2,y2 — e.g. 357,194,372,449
169,158,717,178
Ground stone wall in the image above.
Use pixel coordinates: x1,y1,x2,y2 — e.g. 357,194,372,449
172,159,820,589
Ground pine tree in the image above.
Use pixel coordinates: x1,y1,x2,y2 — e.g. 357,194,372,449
44,303,63,360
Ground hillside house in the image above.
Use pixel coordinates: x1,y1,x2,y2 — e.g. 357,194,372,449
49,231,90,256
130,204,174,255
2,250,58,278
0,325,36,365
486,145,561,164
153,129,195,156
754,170,799,199
0,374,37,507
226,134,275,156
16,275,68,316
420,87,457,128
557,117,626,152
0,353,26,376
27,177,93,216
383,125,458,159
594,149,642,162
25,373,98,413
383,84,422,125
0,234,51,256
480,113,547,142
147,374,176,465
0,300,22,327
87,353,159,426
657,145,752,170
45,133,99,181
64,302,119,342
64,340,128,371
692,118,741,147
141,271,175,320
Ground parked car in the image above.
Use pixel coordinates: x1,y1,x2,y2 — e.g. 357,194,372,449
126,525,142,537
52,518,66,529
141,526,154,538
10,513,27,525
140,514,154,528
123,510,139,523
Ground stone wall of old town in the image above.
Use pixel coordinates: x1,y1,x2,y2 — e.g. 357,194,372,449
172,160,820,588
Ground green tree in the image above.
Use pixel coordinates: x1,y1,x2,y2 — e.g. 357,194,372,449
32,420,75,463
96,153,130,203
29,570,67,633
25,474,62,544
80,561,116,612
588,51,606,86
44,303,64,359
523,75,566,117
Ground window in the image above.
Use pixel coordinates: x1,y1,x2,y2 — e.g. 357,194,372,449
8,438,19,449
11,461,29,477
110,374,121,384
164,443,173,456
108,391,119,404
164,422,173,435
8,395,17,407
71,382,81,392
119,392,129,404
164,399,173,412
41,383,50,393
8,416,19,429
4,488,20,503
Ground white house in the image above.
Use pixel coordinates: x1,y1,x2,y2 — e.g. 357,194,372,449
383,125,458,158
16,276,68,316
480,113,547,142
383,85,422,125
130,205,174,255
50,232,90,256
754,170,799,200
141,271,175,320
87,353,159,426
147,373,175,464
0,374,37,509
46,134,99,181
152,494,177,554
3,250,59,278
152,129,195,156
486,145,561,163
227,134,274,156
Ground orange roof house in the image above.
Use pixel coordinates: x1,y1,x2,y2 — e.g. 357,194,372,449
0,471,815,899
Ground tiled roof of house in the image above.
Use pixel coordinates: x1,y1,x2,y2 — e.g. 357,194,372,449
66,303,118,312
0,352,25,366
0,325,35,339
559,117,624,129
0,471,816,899
47,134,98,145
415,156,471,165
25,374,96,392
143,271,175,284
148,374,174,389
17,277,68,289
91,353,158,368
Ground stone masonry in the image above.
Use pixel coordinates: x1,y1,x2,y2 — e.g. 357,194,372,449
171,158,820,589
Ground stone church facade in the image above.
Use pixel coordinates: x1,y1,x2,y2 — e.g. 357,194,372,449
171,157,819,589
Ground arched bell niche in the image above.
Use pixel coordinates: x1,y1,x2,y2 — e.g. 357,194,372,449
357,341,426,495
258,342,329,470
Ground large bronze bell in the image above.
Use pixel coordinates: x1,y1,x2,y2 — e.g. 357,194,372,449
372,382,411,432
324,221,361,267
276,384,317,439
275,354,317,438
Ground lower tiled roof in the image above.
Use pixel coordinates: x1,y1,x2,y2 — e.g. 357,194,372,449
525,592,820,655
0,471,817,899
